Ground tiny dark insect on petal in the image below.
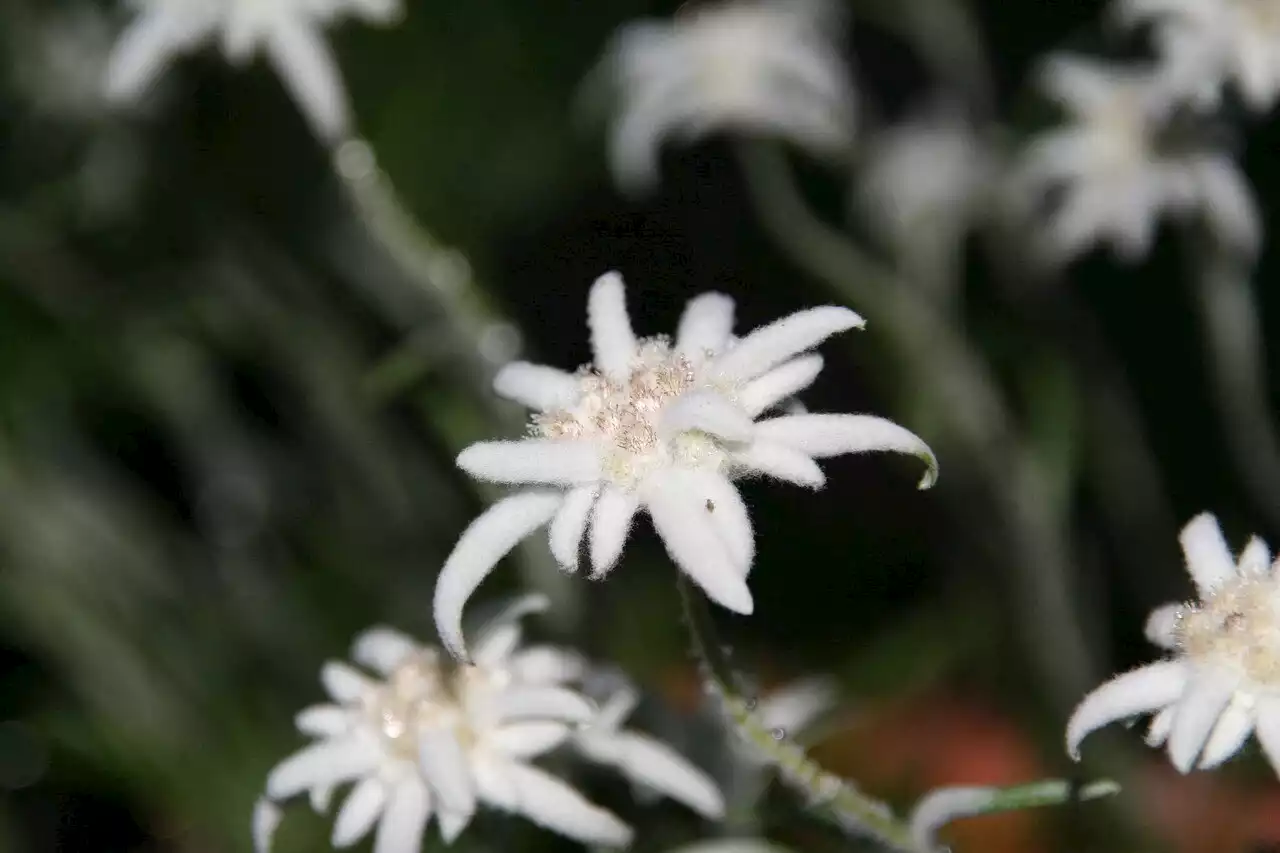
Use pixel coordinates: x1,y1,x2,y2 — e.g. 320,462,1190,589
705,499,716,512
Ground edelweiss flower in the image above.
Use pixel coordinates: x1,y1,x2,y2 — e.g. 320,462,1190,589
593,0,856,190
1012,54,1259,262
104,0,402,140
434,272,937,660
1117,0,1280,112
1067,513,1280,774
255,595,722,851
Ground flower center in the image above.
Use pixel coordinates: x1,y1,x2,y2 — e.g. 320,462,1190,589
532,338,734,487
1178,571,1280,687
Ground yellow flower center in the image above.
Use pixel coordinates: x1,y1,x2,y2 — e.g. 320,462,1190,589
1178,571,1280,686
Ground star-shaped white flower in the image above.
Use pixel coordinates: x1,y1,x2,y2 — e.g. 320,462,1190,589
592,0,856,191
1066,513,1280,774
256,595,722,851
1117,0,1280,112
104,0,402,141
1012,54,1259,262
434,271,937,660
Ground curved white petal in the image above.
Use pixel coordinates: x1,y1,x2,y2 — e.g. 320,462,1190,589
490,722,572,758
263,20,351,142
492,686,597,724
456,440,600,485
322,661,374,704
332,776,386,848
1239,535,1271,575
754,414,937,488
676,292,736,359
1144,603,1183,650
909,786,993,853
1179,513,1237,596
352,627,418,675
660,390,755,443
644,473,754,614
580,730,724,818
311,784,335,814
738,355,824,417
267,738,378,800
671,469,753,575
549,485,598,572
296,705,350,738
1168,668,1237,772
437,809,471,844
373,778,432,853
1198,698,1254,769
588,272,637,380
104,10,190,102
590,486,640,578
1254,696,1280,776
1065,660,1188,759
489,760,634,846
733,441,825,488
758,677,838,736
493,362,580,412
433,491,563,660
253,798,283,853
509,646,586,684
1145,707,1175,747
471,593,550,667
709,306,863,383
1195,155,1260,255
418,726,476,817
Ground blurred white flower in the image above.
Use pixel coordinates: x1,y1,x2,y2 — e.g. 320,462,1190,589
856,109,994,287
594,0,856,190
256,594,722,851
104,0,402,141
1012,54,1259,262
1066,513,1280,774
434,271,937,659
1117,0,1280,112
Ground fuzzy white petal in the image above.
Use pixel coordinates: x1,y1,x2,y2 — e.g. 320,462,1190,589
1254,697,1280,776
1180,512,1237,596
351,627,418,675
1198,699,1254,769
418,727,476,817
549,485,599,572
471,593,550,667
675,469,754,575
456,440,601,485
487,760,634,846
493,362,580,412
738,355,824,417
1195,155,1261,254
588,272,637,380
755,414,938,488
267,738,378,800
1146,707,1175,747
1144,603,1183,650
1239,536,1271,575
758,677,838,736
373,778,431,853
676,292,736,359
733,441,826,488
332,776,386,848
311,784,335,814
593,687,640,732
590,486,640,578
580,730,724,818
491,722,572,758
322,661,374,704
510,646,587,684
709,306,863,382
1168,668,1237,772
253,798,282,853
473,624,521,669
263,20,350,141
1066,660,1188,759
909,786,993,853
296,705,350,738
104,10,194,102
433,491,563,660
645,473,754,614
660,390,756,443
493,686,597,724
437,809,470,844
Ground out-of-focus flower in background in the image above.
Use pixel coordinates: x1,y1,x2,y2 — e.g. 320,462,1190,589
257,594,722,851
589,0,856,192
433,271,937,659
1010,54,1259,263
103,0,403,141
1116,0,1280,112
1068,513,1280,775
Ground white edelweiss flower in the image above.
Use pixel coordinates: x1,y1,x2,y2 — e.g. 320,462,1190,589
1066,512,1280,774
1116,0,1280,112
434,271,938,660
104,0,402,141
257,594,721,851
1011,54,1260,263
593,0,856,191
